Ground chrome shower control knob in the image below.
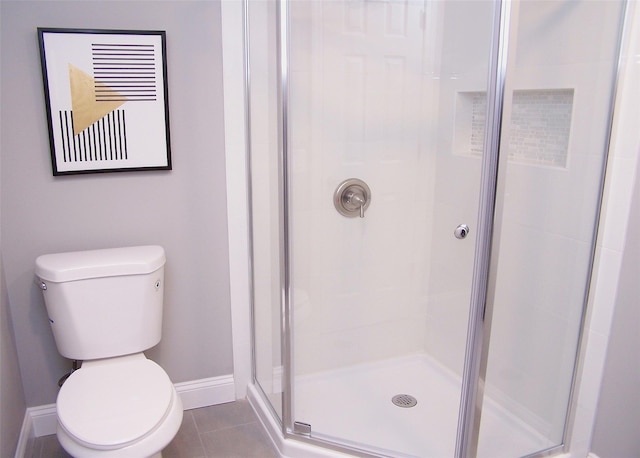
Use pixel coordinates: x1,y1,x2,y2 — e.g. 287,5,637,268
454,224,470,239
334,178,371,218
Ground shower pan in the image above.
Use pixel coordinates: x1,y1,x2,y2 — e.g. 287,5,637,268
244,0,627,457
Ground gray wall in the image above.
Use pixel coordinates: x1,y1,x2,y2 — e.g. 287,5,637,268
0,1,233,407
591,156,640,457
1,257,27,456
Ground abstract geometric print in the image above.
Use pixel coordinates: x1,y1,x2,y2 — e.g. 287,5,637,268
38,28,170,175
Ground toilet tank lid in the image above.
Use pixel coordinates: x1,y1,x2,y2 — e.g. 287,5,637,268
35,246,166,283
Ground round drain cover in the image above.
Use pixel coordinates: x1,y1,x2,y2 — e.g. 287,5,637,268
392,394,417,408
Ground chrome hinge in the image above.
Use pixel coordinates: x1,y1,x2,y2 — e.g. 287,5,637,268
293,421,311,436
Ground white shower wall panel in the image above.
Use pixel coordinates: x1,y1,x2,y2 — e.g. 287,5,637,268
290,0,436,376
289,0,498,378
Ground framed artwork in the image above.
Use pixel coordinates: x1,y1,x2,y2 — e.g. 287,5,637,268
38,28,171,176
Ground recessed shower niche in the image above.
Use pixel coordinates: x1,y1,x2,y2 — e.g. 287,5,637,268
455,88,574,167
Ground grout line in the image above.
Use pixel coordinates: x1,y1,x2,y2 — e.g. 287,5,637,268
185,410,208,458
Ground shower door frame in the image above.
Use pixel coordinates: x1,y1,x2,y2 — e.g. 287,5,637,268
274,0,512,456
250,0,631,457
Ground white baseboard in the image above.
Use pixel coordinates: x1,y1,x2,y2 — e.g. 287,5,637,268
14,403,58,458
174,373,235,410
28,404,58,437
15,374,235,457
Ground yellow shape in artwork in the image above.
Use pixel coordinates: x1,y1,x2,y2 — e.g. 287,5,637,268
68,64,126,136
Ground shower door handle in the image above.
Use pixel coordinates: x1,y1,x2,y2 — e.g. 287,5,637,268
454,224,470,239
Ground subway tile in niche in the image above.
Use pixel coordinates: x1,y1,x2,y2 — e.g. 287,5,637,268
508,89,573,167
458,88,574,168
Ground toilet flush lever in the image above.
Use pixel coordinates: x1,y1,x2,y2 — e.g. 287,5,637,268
35,278,47,291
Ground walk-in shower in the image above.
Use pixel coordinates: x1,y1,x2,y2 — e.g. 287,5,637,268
244,1,627,457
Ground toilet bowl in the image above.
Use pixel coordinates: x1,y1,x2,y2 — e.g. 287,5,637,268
35,246,183,457
55,354,183,457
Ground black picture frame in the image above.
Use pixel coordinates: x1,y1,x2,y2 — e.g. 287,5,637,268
38,28,172,176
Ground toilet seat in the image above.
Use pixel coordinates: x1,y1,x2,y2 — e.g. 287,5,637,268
57,355,174,450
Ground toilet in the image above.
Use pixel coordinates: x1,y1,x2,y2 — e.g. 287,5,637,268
35,246,183,457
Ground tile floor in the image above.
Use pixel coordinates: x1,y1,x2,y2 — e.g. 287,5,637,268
26,400,280,458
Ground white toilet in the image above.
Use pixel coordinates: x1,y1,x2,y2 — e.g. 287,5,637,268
35,245,183,457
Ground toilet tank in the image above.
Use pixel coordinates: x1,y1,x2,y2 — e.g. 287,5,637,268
35,246,166,361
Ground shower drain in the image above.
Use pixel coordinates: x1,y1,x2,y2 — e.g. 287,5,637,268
392,394,417,408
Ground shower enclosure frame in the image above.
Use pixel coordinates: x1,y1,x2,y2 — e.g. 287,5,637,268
241,0,631,457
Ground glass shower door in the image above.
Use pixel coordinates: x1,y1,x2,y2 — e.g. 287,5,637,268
477,1,626,456
247,0,284,424
286,1,495,455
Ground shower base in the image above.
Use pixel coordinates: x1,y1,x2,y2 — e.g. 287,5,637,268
284,354,555,457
